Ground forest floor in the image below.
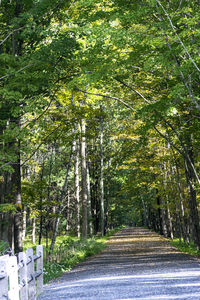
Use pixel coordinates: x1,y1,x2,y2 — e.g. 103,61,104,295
38,227,200,299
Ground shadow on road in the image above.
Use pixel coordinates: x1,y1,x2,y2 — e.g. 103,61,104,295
38,227,200,300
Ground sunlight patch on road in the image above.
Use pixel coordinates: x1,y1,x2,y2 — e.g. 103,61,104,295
49,269,200,291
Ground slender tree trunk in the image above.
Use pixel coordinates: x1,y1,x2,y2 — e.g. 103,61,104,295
99,106,104,236
12,0,23,254
156,191,163,235
32,218,36,244
74,139,81,237
22,207,26,240
12,141,23,253
46,222,49,262
87,161,93,236
163,160,174,239
38,160,45,245
160,198,168,238
65,192,70,234
142,198,149,228
80,118,88,238
166,198,174,239
104,158,111,233
104,173,110,233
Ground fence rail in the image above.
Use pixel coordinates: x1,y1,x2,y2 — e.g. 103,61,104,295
0,245,43,300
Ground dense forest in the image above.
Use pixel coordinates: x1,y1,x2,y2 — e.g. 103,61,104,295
0,0,200,254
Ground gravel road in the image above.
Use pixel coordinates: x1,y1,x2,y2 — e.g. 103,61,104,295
38,227,200,300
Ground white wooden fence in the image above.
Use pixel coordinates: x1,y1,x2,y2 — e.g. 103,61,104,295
0,245,43,300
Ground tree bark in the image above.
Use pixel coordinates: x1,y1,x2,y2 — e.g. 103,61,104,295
87,161,93,236
12,141,23,253
74,139,81,237
99,106,105,236
65,192,70,234
32,217,36,244
80,118,88,238
11,0,23,254
22,207,26,240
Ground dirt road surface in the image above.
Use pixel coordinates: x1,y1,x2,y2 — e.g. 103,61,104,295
38,227,200,299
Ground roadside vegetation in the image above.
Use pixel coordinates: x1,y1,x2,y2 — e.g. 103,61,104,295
23,227,122,283
170,239,200,258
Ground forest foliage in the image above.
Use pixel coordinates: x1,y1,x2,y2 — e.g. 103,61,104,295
0,0,200,255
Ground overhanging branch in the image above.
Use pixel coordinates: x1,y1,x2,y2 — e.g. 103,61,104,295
75,88,134,110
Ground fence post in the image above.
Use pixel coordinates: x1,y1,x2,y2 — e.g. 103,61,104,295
7,256,20,300
36,245,43,296
26,248,36,300
18,251,28,300
0,255,8,300
0,246,43,300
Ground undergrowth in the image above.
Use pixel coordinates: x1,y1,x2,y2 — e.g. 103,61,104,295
0,240,10,255
23,226,122,283
43,237,106,283
170,238,200,257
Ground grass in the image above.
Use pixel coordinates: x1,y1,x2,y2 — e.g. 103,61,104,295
170,238,200,257
23,227,122,283
0,240,10,255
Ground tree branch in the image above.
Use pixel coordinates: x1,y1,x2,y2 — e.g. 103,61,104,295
153,125,183,156
0,64,33,81
115,78,151,104
156,0,200,74
0,26,25,46
75,88,134,110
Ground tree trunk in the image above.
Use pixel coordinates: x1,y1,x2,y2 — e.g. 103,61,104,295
11,0,23,254
80,118,88,238
156,191,163,235
32,218,36,244
87,161,93,236
160,198,168,238
166,199,174,239
12,142,23,253
74,139,81,237
65,192,70,234
22,207,26,240
104,158,111,233
38,161,45,245
142,198,149,228
99,106,105,236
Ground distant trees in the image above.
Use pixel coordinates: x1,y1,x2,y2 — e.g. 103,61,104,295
1,0,200,253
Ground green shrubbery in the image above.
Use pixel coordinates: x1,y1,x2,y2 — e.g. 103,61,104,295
23,227,122,283
170,239,200,257
43,237,107,283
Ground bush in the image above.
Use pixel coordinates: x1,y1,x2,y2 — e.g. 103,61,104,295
170,238,200,257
